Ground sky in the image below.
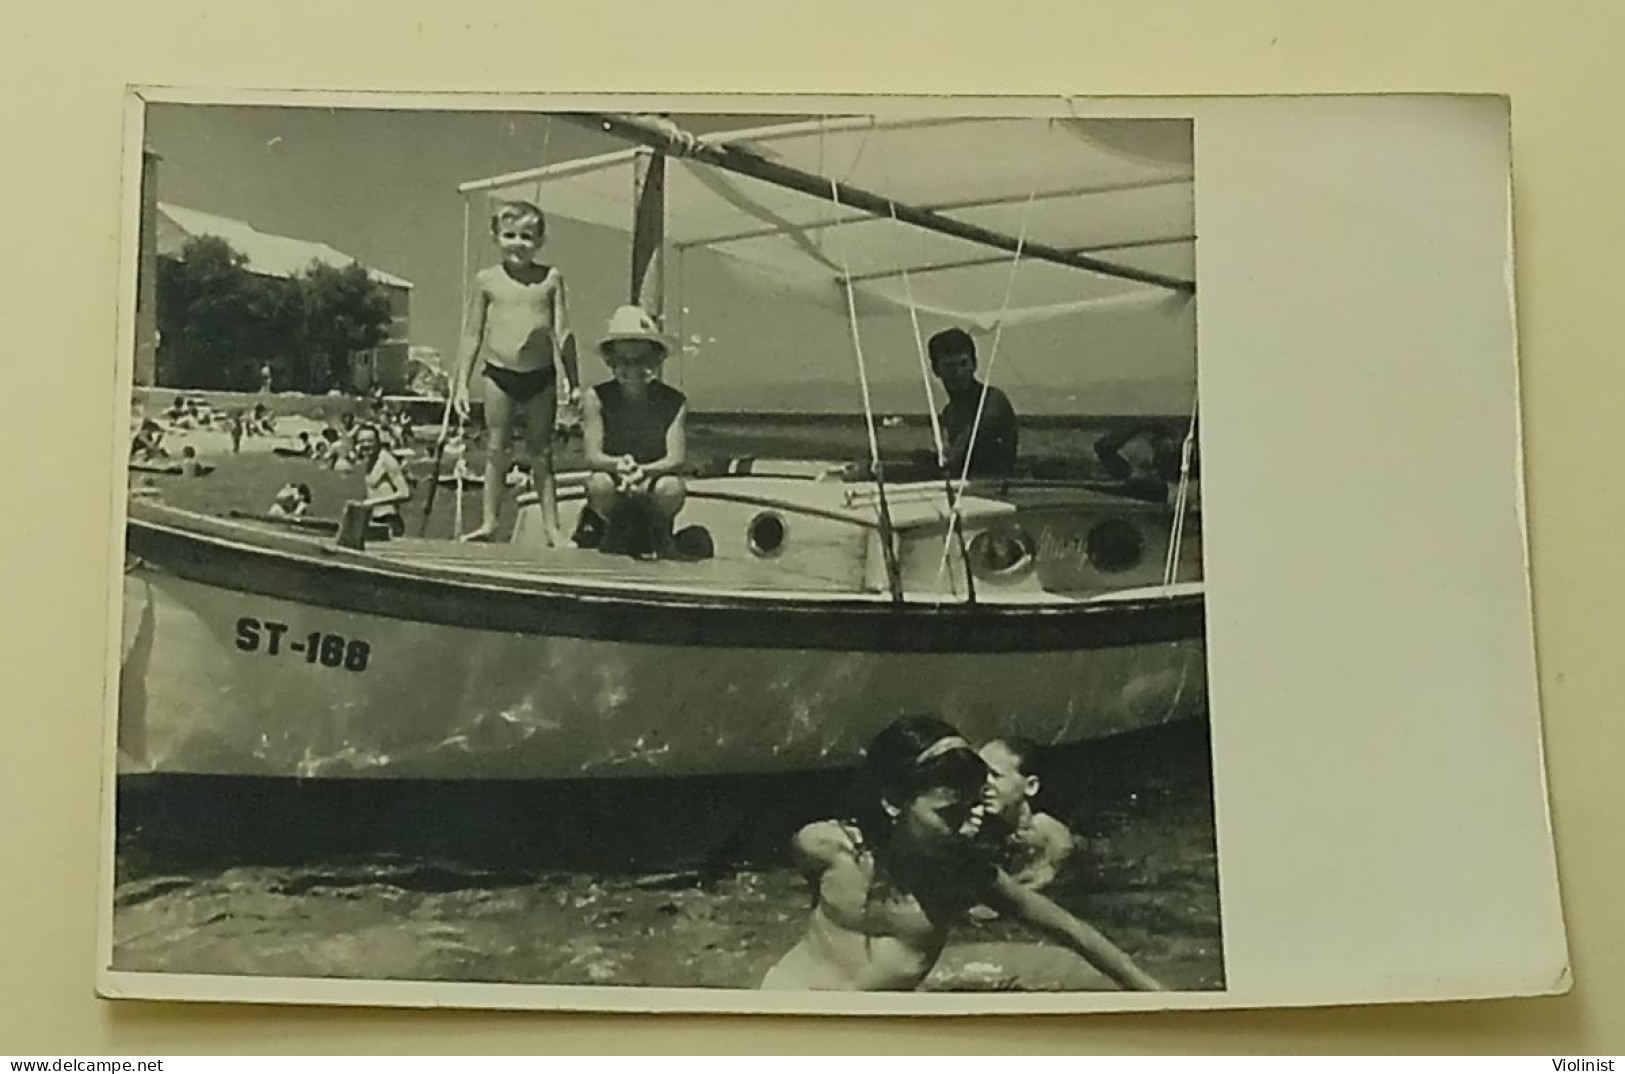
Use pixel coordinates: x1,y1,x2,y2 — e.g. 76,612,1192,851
144,104,1197,415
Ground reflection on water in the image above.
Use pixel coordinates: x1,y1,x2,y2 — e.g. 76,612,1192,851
113,721,1224,991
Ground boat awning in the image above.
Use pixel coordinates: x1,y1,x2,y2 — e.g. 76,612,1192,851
459,115,1194,331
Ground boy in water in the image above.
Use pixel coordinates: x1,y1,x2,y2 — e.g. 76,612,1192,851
761,716,1161,992
452,200,580,543
978,737,1076,893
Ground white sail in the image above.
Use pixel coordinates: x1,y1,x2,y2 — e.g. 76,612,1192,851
459,115,1195,330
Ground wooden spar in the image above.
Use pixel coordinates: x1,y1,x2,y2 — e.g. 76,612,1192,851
565,112,1196,296
630,148,666,319
840,235,1196,286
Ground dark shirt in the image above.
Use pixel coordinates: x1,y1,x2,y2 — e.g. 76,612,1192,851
940,382,1019,478
594,380,686,465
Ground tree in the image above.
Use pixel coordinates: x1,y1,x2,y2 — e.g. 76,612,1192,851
297,261,393,394
156,236,304,390
155,237,396,394
156,236,261,389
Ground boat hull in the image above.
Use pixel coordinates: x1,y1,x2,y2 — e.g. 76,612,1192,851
118,512,1207,781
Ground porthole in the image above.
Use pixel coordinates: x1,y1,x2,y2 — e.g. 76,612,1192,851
1085,518,1145,574
966,525,1038,582
747,511,788,558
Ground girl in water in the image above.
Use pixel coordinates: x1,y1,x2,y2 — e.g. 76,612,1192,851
761,716,1163,992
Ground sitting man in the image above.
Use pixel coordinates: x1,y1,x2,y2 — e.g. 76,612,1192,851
579,305,688,558
929,327,1019,480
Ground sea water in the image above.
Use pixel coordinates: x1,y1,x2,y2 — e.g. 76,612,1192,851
112,411,1220,992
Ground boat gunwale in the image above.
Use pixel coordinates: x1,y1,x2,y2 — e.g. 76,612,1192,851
125,504,1206,654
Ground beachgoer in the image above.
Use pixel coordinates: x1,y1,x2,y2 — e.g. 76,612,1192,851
130,419,166,462
259,364,274,393
269,482,313,519
451,200,580,544
579,305,687,558
179,445,204,478
504,461,533,490
229,411,244,454
1092,424,1199,507
978,737,1075,894
353,423,412,537
929,327,1019,479
760,715,1162,992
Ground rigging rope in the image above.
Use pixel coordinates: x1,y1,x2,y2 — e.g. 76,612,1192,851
830,180,905,603
889,202,979,605
421,195,475,535
1163,393,1199,586
932,121,1050,591
892,209,947,466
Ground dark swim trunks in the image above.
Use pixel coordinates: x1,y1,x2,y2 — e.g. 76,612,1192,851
372,509,407,538
483,363,557,404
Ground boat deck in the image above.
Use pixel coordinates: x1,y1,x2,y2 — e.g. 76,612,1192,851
371,537,861,596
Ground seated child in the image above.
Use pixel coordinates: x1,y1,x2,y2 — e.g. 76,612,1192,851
178,445,205,478
165,395,199,429
250,403,277,436
978,737,1076,894
760,715,1161,993
579,306,687,558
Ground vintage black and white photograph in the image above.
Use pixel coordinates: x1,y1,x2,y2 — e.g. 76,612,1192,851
108,94,1220,1006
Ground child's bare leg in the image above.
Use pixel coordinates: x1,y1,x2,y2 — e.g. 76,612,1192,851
521,385,563,546
462,388,510,541
650,475,686,555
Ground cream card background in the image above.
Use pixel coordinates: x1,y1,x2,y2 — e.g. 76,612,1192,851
2,0,1619,1053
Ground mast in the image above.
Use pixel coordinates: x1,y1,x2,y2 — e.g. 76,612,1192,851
568,112,1195,296
630,147,666,320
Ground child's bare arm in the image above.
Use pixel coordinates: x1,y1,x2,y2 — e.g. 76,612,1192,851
788,821,845,877
579,388,620,473
451,278,490,411
986,871,1164,991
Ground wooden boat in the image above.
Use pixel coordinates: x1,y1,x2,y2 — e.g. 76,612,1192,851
118,111,1202,784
